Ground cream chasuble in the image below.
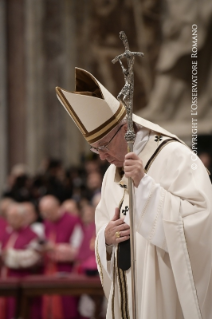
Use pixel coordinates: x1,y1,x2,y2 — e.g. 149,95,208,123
95,118,212,319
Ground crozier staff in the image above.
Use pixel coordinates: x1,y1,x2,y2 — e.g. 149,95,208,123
56,67,212,319
111,30,144,319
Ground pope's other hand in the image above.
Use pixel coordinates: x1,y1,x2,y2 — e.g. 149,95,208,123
105,207,130,245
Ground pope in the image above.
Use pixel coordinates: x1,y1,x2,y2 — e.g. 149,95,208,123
56,68,212,319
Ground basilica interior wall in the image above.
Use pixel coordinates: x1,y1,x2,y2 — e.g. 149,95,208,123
0,0,211,193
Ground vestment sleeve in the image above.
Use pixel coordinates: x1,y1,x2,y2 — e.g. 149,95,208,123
134,174,167,251
135,142,212,318
95,168,114,299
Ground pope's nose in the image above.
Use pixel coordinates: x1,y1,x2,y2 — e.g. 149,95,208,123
99,150,108,161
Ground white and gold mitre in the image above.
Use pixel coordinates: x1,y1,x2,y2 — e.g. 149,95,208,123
55,68,126,144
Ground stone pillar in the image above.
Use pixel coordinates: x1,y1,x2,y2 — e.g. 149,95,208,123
0,0,7,193
6,0,26,169
25,0,45,174
41,0,62,159
42,0,88,167
61,0,88,167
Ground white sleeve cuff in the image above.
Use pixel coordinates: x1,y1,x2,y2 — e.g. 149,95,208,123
4,248,41,269
135,174,167,252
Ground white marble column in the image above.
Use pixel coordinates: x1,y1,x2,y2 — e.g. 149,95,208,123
0,0,8,194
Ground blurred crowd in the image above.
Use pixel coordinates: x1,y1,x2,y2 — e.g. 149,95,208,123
0,150,211,319
0,155,109,319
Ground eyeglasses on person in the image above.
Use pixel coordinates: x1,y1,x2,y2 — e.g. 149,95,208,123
90,124,124,154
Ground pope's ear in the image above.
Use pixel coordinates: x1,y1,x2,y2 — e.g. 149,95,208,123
123,122,128,132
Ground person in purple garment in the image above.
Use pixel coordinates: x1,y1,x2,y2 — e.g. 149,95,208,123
0,202,41,319
61,199,80,217
0,198,14,244
77,202,106,319
0,217,7,244
76,204,97,275
77,203,97,319
39,195,83,319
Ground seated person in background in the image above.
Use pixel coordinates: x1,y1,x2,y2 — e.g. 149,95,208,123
2,164,32,202
86,171,102,200
22,201,45,240
0,198,14,243
76,203,97,275
76,203,105,319
91,193,101,209
0,202,41,319
39,195,83,319
61,199,80,217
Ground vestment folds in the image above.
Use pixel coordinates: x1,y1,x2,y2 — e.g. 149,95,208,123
95,126,212,319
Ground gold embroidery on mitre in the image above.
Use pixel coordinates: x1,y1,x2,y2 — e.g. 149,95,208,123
86,104,126,143
56,87,87,135
56,86,126,143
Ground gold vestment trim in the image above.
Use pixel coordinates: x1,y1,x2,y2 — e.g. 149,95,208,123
96,238,103,284
56,87,126,143
117,265,130,319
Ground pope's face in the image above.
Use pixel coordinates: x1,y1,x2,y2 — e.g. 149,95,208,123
90,123,128,167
